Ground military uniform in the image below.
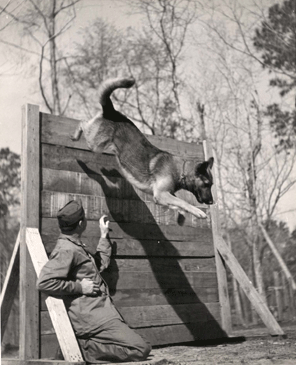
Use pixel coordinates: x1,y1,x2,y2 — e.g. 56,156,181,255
37,200,151,363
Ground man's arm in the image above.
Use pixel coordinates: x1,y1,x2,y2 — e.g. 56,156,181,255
37,248,83,296
94,215,112,272
37,248,100,296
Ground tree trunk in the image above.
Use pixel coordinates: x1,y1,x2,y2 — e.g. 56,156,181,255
49,0,61,115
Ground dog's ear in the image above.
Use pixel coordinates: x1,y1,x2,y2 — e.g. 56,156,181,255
195,157,214,175
207,157,214,170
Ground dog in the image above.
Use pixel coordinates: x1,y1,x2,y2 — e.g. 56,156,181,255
71,77,214,219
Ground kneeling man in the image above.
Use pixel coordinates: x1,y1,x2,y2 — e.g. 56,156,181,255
37,199,151,363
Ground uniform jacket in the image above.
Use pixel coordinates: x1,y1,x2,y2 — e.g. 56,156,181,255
37,233,122,337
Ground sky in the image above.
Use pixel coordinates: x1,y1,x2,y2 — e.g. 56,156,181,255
0,0,295,232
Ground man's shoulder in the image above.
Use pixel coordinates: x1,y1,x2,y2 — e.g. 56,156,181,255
53,236,78,253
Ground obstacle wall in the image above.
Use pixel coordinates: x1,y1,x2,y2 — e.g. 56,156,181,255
31,106,227,358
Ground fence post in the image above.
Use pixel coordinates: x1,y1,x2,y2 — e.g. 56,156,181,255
273,271,283,321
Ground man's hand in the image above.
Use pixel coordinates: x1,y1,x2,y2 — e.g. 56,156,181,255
80,278,100,295
99,215,109,238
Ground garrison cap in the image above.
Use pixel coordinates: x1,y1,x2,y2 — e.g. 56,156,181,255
57,200,85,231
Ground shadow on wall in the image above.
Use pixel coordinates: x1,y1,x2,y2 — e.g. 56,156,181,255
77,159,227,341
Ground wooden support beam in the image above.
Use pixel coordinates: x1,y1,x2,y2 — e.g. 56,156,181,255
0,232,20,337
203,141,232,334
215,236,285,336
26,228,84,363
2,360,85,365
259,223,296,290
20,104,40,360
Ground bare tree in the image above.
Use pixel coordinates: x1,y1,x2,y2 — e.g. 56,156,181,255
122,0,197,138
0,0,80,114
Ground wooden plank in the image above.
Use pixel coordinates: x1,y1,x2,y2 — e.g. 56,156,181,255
101,271,217,290
41,190,208,228
215,235,285,336
20,104,40,360
42,143,205,178
40,114,204,158
40,218,215,257
41,286,219,310
136,321,226,345
42,167,207,210
106,257,217,272
121,302,221,328
2,361,84,365
0,232,20,337
26,228,83,362
40,302,221,333
203,141,232,334
40,334,60,360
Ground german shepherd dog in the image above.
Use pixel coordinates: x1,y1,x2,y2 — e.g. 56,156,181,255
71,78,214,219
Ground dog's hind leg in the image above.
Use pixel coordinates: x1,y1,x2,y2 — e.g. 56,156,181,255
154,191,207,219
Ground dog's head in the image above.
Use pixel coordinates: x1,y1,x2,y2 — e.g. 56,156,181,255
192,157,214,205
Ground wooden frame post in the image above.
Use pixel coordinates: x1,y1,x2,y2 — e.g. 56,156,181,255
203,140,284,337
203,141,232,334
20,104,40,360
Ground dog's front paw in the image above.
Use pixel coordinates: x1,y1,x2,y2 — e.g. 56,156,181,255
195,209,207,219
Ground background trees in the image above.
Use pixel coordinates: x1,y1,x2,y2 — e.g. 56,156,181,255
253,0,296,150
0,0,80,114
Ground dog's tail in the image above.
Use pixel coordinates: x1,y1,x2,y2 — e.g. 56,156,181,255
99,77,135,110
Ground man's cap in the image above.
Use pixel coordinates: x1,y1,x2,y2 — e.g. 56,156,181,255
57,199,85,230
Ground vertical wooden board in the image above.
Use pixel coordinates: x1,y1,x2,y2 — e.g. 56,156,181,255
203,141,232,335
40,334,59,360
20,104,40,360
26,228,83,362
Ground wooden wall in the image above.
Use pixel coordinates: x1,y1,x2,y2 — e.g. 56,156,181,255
38,112,225,358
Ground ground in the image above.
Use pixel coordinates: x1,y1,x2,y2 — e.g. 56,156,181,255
2,325,296,364
132,325,296,365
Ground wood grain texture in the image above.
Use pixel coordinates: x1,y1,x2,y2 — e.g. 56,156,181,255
40,302,221,333
203,140,232,334
40,217,214,257
101,271,218,290
136,320,227,345
41,189,209,228
41,286,219,310
20,104,40,360
42,167,206,210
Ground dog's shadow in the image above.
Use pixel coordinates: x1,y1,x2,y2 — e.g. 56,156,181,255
77,159,226,340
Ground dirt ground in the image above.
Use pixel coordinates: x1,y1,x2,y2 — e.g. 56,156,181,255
2,325,296,364
134,325,296,365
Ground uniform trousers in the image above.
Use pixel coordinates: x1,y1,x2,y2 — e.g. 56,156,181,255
77,319,151,363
